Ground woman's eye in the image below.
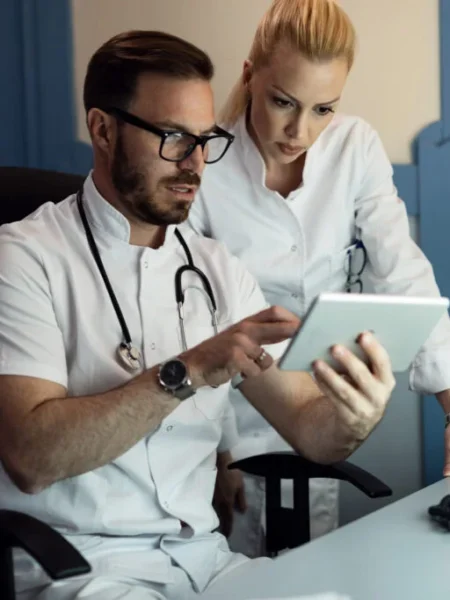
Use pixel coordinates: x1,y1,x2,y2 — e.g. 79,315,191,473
316,106,334,116
272,96,292,108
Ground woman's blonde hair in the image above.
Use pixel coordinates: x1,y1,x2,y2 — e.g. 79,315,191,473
220,0,356,126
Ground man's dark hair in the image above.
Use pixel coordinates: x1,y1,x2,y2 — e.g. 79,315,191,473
83,30,214,113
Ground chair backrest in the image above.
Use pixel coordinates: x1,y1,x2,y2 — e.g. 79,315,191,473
0,169,89,598
0,167,85,225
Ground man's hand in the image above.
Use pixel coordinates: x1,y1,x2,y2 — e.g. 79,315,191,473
311,332,396,444
435,389,450,477
181,306,300,389
444,426,450,477
213,451,247,538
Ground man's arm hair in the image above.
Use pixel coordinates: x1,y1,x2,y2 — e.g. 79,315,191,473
0,369,179,493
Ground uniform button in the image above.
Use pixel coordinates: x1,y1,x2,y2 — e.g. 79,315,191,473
166,425,174,432
291,293,299,299
253,432,260,438
291,245,298,252
144,261,149,268
151,343,156,350
164,502,169,509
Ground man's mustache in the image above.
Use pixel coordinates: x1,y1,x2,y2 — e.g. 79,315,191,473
162,172,201,187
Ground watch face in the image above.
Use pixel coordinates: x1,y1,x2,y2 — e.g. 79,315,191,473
160,359,187,389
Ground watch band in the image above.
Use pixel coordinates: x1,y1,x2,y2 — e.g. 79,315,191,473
174,380,196,400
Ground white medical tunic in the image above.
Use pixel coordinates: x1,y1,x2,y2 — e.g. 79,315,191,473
188,113,450,537
0,175,280,594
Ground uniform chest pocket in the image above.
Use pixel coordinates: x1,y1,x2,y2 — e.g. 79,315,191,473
303,243,359,308
329,243,358,288
330,242,367,294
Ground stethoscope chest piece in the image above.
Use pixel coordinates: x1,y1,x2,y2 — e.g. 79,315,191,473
117,342,142,371
77,189,217,372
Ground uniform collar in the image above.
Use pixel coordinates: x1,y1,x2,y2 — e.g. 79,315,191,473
235,113,316,194
82,172,177,249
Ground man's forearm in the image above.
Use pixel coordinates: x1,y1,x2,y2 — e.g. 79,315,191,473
9,368,179,492
240,367,362,464
292,395,361,464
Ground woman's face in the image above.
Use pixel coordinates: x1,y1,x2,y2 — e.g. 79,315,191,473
246,43,349,167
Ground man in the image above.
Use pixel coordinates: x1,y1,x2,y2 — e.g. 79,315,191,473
0,31,395,599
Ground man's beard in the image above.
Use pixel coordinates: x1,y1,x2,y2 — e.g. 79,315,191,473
111,132,200,226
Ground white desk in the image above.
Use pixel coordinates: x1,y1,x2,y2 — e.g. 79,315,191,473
202,479,450,600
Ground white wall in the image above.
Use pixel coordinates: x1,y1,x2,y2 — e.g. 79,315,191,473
71,0,440,163
339,0,440,163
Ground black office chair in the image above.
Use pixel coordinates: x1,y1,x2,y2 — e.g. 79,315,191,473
0,167,89,597
0,166,84,224
0,167,392,562
230,451,392,557
0,510,91,600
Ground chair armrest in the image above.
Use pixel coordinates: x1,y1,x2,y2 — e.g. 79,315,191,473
0,510,91,580
229,451,392,499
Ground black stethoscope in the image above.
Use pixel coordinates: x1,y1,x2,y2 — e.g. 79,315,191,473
76,191,219,371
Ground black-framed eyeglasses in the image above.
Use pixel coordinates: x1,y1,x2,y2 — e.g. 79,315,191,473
344,240,368,293
104,107,234,164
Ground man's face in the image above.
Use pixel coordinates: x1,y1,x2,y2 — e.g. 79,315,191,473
109,74,216,226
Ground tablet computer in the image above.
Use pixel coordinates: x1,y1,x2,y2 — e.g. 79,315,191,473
278,292,449,373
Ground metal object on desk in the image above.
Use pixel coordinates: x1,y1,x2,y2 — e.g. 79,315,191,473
428,494,450,530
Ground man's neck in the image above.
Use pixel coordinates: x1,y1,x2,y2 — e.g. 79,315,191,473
91,170,166,249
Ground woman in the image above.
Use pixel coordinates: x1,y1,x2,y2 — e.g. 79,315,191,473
187,0,450,557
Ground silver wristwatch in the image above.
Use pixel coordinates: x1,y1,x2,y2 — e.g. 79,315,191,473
158,358,196,401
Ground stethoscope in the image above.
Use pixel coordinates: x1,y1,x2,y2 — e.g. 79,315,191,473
76,191,219,371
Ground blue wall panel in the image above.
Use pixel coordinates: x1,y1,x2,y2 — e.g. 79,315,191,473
0,0,27,165
393,165,418,217
0,0,92,173
34,0,91,172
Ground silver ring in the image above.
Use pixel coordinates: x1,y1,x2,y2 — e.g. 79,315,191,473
255,349,268,364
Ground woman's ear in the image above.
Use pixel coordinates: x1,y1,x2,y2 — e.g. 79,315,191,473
87,108,114,155
242,60,254,89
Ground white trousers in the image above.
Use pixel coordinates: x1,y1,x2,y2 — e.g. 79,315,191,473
17,549,257,600
19,570,194,600
228,473,339,558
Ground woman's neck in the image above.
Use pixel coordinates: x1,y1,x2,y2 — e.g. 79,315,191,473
245,112,306,197
265,153,306,197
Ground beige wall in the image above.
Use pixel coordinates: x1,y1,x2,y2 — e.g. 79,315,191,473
71,0,440,163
